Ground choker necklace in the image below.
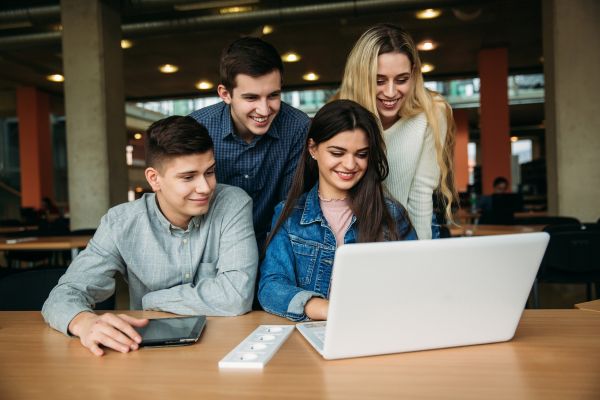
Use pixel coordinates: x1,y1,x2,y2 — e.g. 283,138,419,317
318,191,347,201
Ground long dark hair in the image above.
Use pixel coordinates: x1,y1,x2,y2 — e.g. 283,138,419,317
265,100,412,250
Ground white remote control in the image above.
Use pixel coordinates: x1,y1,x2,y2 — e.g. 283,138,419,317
218,325,294,369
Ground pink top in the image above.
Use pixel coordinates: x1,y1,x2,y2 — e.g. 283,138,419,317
319,196,353,247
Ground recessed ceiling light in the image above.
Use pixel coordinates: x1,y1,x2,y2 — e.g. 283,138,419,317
282,52,301,63
47,74,64,82
416,8,442,19
262,25,274,35
421,63,435,73
195,81,214,90
219,6,252,14
134,133,143,140
417,40,438,51
302,72,319,81
121,39,133,49
159,64,179,74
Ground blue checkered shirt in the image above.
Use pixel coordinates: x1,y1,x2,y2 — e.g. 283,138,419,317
190,101,310,246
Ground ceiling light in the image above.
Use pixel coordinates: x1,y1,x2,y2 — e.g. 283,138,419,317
219,6,252,14
302,72,319,81
47,74,64,82
159,64,179,74
195,81,214,90
134,133,143,140
262,25,274,35
417,40,438,51
282,52,301,63
121,39,133,49
416,8,442,19
421,63,435,73
510,136,519,142
175,0,258,11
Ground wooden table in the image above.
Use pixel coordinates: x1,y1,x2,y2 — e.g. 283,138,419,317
576,299,600,313
0,235,91,259
0,226,37,235
449,224,546,237
0,310,599,399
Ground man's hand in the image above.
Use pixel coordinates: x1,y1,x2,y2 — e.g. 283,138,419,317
68,312,149,356
305,298,329,320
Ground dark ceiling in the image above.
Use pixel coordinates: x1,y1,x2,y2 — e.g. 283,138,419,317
0,0,544,130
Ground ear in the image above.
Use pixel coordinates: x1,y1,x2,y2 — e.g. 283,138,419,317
217,84,232,104
307,139,317,158
145,167,161,192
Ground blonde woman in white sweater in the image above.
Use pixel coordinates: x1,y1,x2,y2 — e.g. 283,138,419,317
339,23,456,239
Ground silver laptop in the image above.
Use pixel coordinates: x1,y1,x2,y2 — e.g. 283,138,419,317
296,232,549,360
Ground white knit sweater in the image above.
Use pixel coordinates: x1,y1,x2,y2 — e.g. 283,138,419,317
383,111,446,240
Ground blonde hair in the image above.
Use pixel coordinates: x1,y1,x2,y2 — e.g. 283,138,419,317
339,23,457,222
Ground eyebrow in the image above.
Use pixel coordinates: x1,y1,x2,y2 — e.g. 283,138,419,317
241,90,281,97
377,72,411,78
175,162,216,176
326,146,369,152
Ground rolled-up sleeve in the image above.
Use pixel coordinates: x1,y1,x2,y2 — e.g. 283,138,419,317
258,206,323,322
41,215,125,335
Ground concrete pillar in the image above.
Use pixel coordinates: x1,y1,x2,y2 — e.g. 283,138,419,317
478,48,511,195
543,0,600,221
17,86,53,209
453,109,469,193
61,0,127,229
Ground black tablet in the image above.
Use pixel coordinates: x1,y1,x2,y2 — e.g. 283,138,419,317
137,316,206,347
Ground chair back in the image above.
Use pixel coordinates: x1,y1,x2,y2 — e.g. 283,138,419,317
0,267,115,311
539,225,600,280
515,216,580,226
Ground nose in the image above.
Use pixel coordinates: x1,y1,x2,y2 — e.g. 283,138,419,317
195,176,210,194
255,98,269,116
384,80,395,98
341,154,357,170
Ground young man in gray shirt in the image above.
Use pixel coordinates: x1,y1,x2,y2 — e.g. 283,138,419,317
42,116,258,356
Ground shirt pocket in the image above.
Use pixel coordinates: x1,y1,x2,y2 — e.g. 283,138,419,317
290,237,319,287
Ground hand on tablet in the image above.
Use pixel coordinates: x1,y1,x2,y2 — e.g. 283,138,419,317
68,312,149,356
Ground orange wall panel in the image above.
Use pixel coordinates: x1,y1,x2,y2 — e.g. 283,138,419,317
17,86,53,209
478,48,512,195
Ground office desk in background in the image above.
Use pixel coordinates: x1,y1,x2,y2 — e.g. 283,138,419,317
0,310,598,399
0,235,91,259
449,224,546,237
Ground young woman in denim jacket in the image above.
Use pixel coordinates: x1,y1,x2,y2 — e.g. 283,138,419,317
258,100,417,321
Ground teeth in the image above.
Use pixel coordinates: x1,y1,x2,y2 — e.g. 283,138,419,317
337,172,354,177
381,99,398,107
252,116,267,122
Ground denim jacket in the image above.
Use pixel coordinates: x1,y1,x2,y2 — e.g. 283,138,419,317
258,184,417,321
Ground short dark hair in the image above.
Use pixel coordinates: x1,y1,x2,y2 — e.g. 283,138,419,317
219,37,283,91
145,116,213,169
493,176,509,187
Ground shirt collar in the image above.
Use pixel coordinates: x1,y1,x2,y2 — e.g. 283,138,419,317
299,184,357,229
300,184,323,225
149,193,202,234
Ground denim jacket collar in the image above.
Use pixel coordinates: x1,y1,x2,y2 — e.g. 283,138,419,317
299,184,357,229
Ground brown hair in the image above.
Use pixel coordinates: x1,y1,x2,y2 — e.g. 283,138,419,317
145,116,213,169
219,37,284,91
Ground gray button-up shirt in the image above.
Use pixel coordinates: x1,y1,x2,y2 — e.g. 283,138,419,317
42,184,258,335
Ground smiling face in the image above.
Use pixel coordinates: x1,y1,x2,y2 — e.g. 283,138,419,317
376,52,413,130
145,151,217,229
217,69,282,143
309,129,369,200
